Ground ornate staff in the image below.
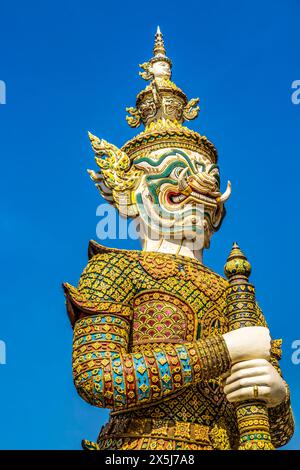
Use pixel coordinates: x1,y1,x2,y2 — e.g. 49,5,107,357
224,242,274,450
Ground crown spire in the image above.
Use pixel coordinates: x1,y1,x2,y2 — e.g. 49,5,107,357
126,28,200,131
153,26,166,58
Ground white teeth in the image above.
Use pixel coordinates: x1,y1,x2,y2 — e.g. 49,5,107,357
190,191,213,203
171,194,186,203
169,192,216,205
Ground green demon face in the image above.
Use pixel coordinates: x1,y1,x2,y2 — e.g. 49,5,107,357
87,134,231,250
133,149,231,248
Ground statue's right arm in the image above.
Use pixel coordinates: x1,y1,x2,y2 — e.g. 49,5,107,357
70,312,231,411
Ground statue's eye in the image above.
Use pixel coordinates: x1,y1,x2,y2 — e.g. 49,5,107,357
173,167,185,179
195,162,205,173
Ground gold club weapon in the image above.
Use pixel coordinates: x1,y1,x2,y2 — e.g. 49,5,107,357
224,243,274,450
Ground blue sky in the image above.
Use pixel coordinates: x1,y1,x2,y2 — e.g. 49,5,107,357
0,0,299,450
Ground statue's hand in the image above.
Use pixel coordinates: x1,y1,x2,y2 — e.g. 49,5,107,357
223,326,271,364
223,359,287,408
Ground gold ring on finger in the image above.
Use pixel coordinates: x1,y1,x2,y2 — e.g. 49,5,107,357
253,385,259,399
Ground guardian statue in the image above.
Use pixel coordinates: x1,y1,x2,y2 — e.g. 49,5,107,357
64,28,294,450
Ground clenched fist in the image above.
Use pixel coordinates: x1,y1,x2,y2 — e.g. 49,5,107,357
223,359,287,408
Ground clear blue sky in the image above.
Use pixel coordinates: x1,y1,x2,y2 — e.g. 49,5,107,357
0,0,299,450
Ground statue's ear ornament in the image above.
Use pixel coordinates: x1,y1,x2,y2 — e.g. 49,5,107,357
183,98,200,121
87,132,142,217
139,62,154,81
126,107,142,128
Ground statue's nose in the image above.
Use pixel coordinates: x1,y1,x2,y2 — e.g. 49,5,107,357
187,173,218,195
177,168,209,194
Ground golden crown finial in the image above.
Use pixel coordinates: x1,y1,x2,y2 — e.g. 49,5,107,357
153,25,166,57
126,27,200,133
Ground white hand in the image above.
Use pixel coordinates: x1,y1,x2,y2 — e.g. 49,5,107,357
223,326,271,364
223,359,287,408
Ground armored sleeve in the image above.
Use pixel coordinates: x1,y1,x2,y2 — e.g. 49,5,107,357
64,252,231,411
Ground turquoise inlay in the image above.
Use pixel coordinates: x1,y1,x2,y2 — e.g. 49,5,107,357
133,354,151,400
176,345,192,384
79,351,108,362
154,350,173,392
79,333,126,346
111,352,127,406
80,314,127,328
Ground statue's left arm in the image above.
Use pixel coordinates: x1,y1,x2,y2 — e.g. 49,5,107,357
223,305,294,448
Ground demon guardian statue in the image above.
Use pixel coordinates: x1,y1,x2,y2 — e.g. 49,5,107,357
64,28,294,450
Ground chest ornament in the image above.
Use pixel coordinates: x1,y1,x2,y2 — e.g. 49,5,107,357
132,291,196,345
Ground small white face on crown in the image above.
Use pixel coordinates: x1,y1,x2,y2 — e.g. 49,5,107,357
151,60,171,79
